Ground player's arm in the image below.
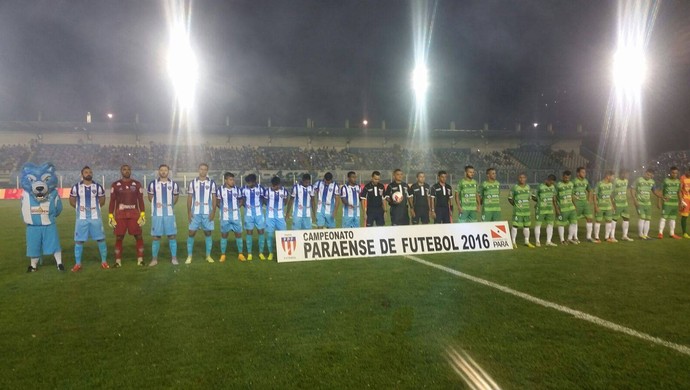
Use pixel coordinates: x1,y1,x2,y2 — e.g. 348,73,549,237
593,187,599,213
209,185,217,221
475,192,481,211
69,186,77,208
359,186,367,215
552,192,560,215
137,183,146,225
629,185,638,208
508,188,515,207
108,184,117,214
147,182,154,202
285,187,294,218
98,185,106,207
172,183,180,205
187,184,193,222
454,186,461,211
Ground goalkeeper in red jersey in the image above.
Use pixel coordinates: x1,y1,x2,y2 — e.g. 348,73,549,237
109,164,146,267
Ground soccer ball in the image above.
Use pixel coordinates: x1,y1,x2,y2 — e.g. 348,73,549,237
392,191,403,203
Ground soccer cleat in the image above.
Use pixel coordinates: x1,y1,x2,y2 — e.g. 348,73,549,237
101,262,110,269
560,241,568,246
206,256,215,263
71,264,82,272
607,237,618,243
171,258,179,265
259,253,266,260
546,242,558,247
238,254,246,262
512,243,518,249
568,239,579,245
684,233,690,239
588,238,601,244
573,239,581,244
27,266,36,273
268,253,274,261
57,264,65,271
535,242,541,247
149,260,158,267
137,259,144,266
671,234,682,239
621,236,634,241
657,233,664,239
525,242,535,248
219,255,226,263
247,254,253,261
638,235,647,240
113,261,122,268
185,256,192,264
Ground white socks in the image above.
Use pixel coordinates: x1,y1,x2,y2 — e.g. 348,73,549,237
511,227,518,244
586,222,593,239
30,258,39,268
604,222,613,239
638,220,645,236
659,218,666,235
54,251,62,265
534,224,541,243
558,226,565,242
568,224,577,240
611,221,617,239
622,220,629,237
669,220,676,235
511,227,531,244
523,228,530,244
546,224,553,243
644,220,651,236
594,222,601,239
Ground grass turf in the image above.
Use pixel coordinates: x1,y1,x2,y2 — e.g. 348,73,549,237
0,194,689,389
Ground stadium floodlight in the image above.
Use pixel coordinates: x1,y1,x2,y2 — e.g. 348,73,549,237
362,119,368,126
612,47,646,90
167,26,198,109
533,122,538,128
411,64,429,99
107,113,113,120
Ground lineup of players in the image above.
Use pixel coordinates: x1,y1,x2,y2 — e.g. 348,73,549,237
63,162,690,270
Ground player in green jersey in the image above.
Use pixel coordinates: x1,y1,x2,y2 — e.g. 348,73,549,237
573,167,595,242
532,174,557,247
455,165,480,222
593,171,616,242
555,170,579,245
656,166,682,239
480,168,502,222
612,170,634,241
631,169,655,239
508,173,534,248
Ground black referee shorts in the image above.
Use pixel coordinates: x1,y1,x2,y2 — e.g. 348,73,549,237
366,209,385,227
411,207,430,224
434,206,451,224
390,206,410,226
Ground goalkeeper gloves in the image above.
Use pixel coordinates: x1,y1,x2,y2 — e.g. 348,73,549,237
137,212,146,226
108,213,117,228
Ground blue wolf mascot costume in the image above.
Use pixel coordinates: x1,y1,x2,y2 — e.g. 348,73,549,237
20,162,64,272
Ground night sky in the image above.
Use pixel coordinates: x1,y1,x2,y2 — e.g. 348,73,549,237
0,0,688,153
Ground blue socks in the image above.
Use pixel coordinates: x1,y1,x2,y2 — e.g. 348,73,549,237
169,239,177,257
205,236,212,256
97,241,107,262
152,240,161,259
236,238,243,253
220,238,227,254
187,237,194,256
266,232,274,253
246,234,253,254
74,243,83,265
258,234,265,252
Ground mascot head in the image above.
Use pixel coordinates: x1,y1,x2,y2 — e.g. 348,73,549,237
21,162,58,201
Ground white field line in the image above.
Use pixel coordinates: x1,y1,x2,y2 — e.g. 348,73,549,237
406,255,690,357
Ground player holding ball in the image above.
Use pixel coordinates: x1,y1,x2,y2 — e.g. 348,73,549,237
384,169,411,226
109,164,146,267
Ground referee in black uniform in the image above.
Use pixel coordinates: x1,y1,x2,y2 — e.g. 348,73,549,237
384,169,410,226
360,171,386,226
430,170,453,223
409,172,430,224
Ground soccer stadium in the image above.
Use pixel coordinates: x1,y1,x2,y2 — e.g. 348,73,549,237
1,1,690,389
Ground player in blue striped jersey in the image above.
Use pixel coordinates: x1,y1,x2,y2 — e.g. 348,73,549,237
314,172,339,229
147,164,180,266
263,176,290,260
69,166,108,271
185,163,217,264
339,171,361,228
241,174,266,261
286,173,315,230
217,172,245,262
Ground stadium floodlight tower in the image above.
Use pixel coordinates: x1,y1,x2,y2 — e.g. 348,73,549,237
411,64,429,102
612,47,646,92
165,0,198,131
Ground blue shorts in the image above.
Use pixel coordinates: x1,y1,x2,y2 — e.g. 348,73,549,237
265,217,287,233
292,216,312,230
317,212,336,228
26,224,61,257
221,219,243,234
244,214,266,230
151,215,177,237
342,216,360,228
75,219,105,242
189,214,214,232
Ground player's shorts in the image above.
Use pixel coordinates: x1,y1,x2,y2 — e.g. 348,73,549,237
434,206,451,224
481,210,502,222
26,224,61,257
221,219,243,234
366,209,385,227
512,215,532,228
595,209,614,222
390,207,410,226
292,216,312,230
244,214,266,231
661,203,679,219
681,197,690,217
636,205,652,220
265,217,287,233
613,206,629,220
575,202,594,220
342,216,360,228
557,210,578,225
151,215,177,237
75,219,105,242
114,217,142,236
411,214,430,224
458,209,478,223
189,214,214,232
316,212,336,228
535,212,555,224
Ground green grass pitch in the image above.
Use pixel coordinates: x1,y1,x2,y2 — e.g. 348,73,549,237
1,193,689,389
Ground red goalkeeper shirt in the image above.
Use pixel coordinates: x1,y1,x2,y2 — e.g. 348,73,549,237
109,179,145,219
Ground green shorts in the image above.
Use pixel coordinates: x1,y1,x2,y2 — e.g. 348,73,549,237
458,210,478,223
512,214,532,228
481,210,502,222
662,204,678,219
557,209,578,225
595,209,614,222
636,205,652,220
575,202,594,220
613,205,629,220
535,213,555,224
